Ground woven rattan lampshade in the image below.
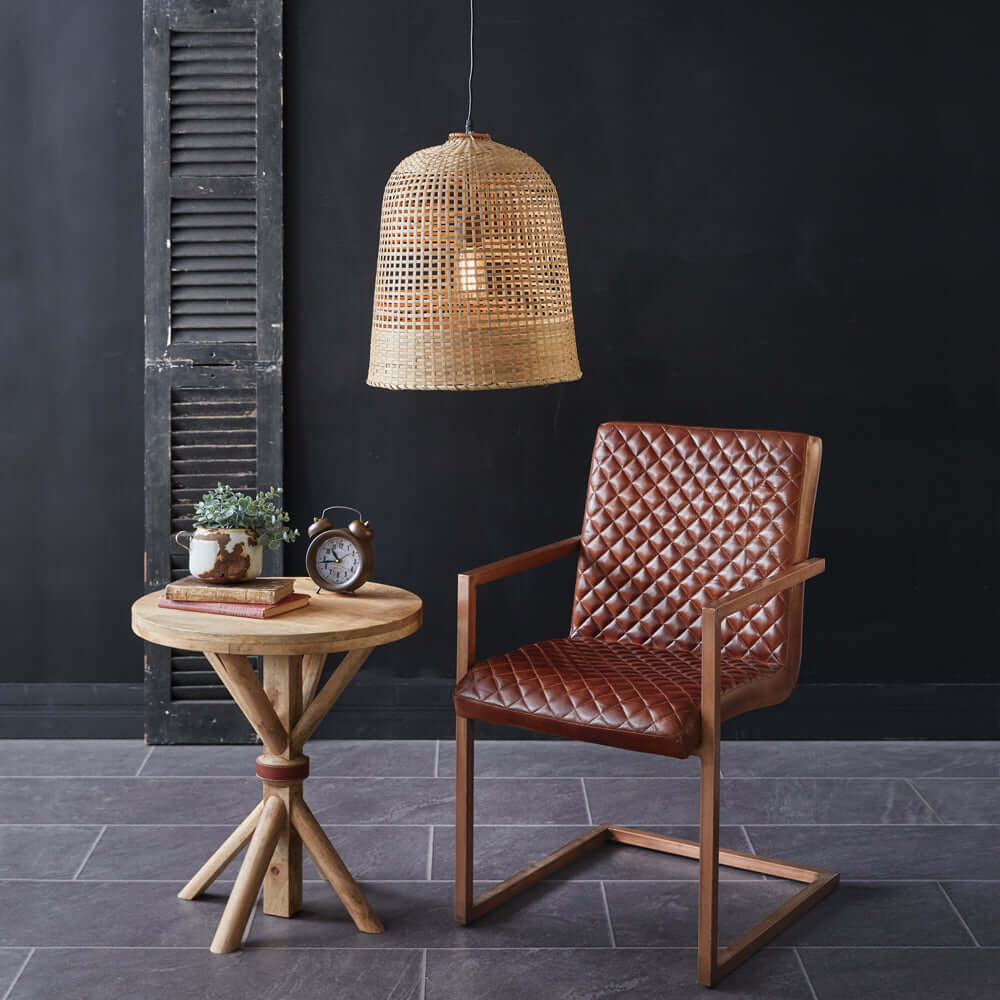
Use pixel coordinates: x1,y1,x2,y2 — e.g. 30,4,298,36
368,132,581,390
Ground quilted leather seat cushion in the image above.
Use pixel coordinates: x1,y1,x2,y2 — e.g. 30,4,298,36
454,637,786,758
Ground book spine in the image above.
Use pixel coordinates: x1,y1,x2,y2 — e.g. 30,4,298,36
164,587,288,604
157,599,269,618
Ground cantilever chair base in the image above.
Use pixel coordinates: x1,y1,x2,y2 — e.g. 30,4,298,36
455,813,838,988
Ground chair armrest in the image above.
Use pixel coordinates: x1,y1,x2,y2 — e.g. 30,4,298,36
457,536,581,679
701,558,825,618
699,558,825,743
460,535,581,586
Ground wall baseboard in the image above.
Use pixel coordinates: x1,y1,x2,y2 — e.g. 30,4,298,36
1,681,996,741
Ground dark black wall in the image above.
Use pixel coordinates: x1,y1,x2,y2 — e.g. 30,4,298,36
1,1,144,684
1,2,996,734
283,0,997,693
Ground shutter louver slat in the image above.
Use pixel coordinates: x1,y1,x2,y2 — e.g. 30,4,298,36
169,385,258,531
169,29,257,177
169,197,256,344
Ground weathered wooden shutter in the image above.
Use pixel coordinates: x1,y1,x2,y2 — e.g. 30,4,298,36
143,0,283,743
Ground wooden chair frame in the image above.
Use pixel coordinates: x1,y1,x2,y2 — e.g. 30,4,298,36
455,537,837,988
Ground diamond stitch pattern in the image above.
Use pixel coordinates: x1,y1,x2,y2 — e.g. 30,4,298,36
455,637,783,756
454,422,819,758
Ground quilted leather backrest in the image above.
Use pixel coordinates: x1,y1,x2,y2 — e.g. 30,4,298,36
570,422,821,666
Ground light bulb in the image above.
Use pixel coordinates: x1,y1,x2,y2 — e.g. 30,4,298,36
456,249,484,294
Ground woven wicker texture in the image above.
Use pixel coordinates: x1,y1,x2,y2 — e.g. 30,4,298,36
368,133,581,390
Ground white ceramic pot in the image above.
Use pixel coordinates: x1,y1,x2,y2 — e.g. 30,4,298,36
174,526,263,583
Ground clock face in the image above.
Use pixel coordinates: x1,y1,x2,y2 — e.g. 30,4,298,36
314,534,363,589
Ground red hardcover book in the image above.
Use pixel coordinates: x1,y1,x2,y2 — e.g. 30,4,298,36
156,592,310,619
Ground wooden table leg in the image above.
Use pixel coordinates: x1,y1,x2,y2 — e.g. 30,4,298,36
292,797,383,933
189,645,385,951
178,801,264,901
261,655,304,918
211,795,285,954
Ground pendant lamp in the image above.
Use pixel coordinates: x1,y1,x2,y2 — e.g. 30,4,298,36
367,4,581,390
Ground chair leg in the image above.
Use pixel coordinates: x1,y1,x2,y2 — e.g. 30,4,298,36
697,735,721,986
454,725,839,987
455,716,475,923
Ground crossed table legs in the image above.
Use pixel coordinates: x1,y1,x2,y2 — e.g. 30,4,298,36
176,648,382,953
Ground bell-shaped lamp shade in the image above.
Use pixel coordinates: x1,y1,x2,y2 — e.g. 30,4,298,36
368,133,581,390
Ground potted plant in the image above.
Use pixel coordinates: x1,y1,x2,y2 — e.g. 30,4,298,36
174,484,299,583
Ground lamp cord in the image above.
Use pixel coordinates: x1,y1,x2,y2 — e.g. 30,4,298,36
464,0,474,133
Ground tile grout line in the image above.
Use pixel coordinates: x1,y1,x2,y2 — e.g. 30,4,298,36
418,948,428,1000
580,778,594,825
134,747,155,777
2,876,985,885
936,881,981,947
793,947,820,1000
599,881,617,948
740,824,766,879
3,944,997,952
8,773,998,781
0,948,34,1000
433,741,440,779
241,888,261,946
426,827,434,881
905,779,946,824
72,826,106,879
3,821,993,829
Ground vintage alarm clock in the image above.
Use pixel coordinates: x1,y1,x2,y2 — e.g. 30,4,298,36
305,506,374,594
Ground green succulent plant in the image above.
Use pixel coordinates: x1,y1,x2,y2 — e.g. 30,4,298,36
192,484,299,551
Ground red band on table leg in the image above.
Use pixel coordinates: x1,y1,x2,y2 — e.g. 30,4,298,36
256,758,310,781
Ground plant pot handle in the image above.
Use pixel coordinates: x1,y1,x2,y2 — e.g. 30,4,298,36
174,530,193,550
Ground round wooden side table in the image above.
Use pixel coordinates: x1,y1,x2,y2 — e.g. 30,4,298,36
131,579,422,953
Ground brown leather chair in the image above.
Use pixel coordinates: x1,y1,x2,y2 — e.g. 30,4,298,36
453,422,836,987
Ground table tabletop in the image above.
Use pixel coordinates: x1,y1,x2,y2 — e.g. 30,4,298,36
131,578,422,655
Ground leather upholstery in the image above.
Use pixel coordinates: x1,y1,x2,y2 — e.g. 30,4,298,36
453,637,788,757
454,422,821,757
571,423,812,663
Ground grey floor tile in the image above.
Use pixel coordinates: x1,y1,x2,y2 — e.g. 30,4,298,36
250,879,610,949
0,950,30,997
606,880,796,948
142,740,438,778
431,825,760,881
606,880,972,948
81,824,430,882
783,881,975,946
911,778,1000,823
308,741,438,777
585,778,937,825
0,777,258,825
0,826,102,878
746,825,1000,880
799,948,1000,1000
306,777,588,826
0,741,149,777
426,947,813,1000
438,739,700,777
941,882,1000,945
721,741,1000,778
0,880,232,947
140,745,260,776
9,947,422,1000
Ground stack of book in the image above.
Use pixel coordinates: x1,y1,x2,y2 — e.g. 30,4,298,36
157,577,310,618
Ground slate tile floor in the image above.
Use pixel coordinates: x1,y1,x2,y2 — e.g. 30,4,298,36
0,740,997,999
